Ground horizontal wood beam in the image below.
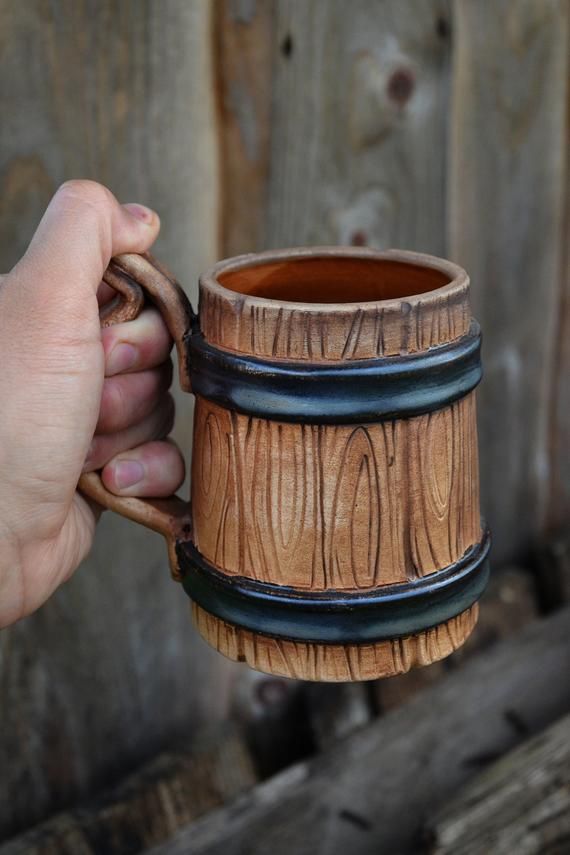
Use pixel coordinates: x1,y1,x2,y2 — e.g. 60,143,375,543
148,607,570,855
427,713,570,854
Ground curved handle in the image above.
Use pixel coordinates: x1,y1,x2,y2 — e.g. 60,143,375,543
78,252,195,579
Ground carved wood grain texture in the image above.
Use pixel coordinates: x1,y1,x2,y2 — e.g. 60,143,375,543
192,603,478,682
198,273,470,361
191,392,480,589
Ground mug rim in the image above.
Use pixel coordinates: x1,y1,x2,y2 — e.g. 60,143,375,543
200,246,469,311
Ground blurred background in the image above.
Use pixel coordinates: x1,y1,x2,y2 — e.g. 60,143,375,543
0,1,568,853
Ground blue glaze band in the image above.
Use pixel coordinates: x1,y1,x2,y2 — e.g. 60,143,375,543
186,322,482,424
178,529,491,643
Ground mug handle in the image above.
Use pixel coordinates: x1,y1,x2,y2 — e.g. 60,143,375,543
78,252,195,579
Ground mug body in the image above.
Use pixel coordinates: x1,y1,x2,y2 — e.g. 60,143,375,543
179,247,488,681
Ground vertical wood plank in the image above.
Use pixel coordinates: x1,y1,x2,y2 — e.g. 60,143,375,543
266,0,452,252
214,0,274,256
0,0,238,841
448,0,569,563
547,24,570,533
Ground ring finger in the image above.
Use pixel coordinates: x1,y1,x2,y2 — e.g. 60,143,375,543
85,394,175,471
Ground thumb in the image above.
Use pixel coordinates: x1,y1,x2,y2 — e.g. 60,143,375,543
6,180,160,346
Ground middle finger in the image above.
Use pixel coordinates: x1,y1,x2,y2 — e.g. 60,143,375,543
102,306,173,376
96,360,173,434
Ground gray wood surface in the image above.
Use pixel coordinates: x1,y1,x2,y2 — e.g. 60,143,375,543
0,0,239,841
375,565,538,711
427,714,570,854
547,114,570,532
148,607,570,855
0,724,256,855
265,0,451,253
448,0,570,563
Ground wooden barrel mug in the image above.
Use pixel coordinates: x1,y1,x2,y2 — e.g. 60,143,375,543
80,247,490,682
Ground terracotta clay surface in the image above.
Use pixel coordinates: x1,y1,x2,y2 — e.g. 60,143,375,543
191,392,480,589
192,603,479,682
188,248,483,680
82,247,484,682
199,248,470,361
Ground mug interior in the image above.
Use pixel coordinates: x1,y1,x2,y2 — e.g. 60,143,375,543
217,256,450,304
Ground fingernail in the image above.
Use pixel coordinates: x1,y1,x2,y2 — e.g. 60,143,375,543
123,202,155,224
107,342,137,375
114,459,145,490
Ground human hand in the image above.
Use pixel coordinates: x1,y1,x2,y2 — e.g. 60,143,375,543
0,180,185,627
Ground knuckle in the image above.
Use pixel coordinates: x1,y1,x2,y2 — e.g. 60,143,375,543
56,179,115,212
99,376,127,432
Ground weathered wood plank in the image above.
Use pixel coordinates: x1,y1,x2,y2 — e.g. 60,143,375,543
535,528,570,611
147,607,570,855
448,0,569,564
0,724,257,855
0,0,238,841
426,714,570,854
214,0,274,256
547,57,570,533
265,0,452,252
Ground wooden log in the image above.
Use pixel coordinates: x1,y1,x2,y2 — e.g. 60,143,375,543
146,607,570,855
0,724,257,855
0,0,238,842
426,714,570,854
448,0,569,564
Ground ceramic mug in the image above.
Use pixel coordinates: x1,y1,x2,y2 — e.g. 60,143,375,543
80,247,490,681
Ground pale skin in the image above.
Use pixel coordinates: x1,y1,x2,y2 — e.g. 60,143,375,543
0,180,186,627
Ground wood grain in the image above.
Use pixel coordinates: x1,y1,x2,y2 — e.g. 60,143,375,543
191,393,480,589
448,0,570,564
265,0,452,253
192,603,478,682
213,0,274,256
0,0,238,842
547,38,570,532
147,607,570,855
199,249,471,360
427,714,570,855
0,724,256,855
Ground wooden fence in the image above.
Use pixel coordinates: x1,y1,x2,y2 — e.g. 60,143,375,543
0,0,568,842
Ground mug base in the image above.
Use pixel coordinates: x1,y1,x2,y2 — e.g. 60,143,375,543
191,602,478,682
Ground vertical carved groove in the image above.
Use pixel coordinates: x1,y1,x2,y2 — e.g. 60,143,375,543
192,604,479,682
191,392,481,590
